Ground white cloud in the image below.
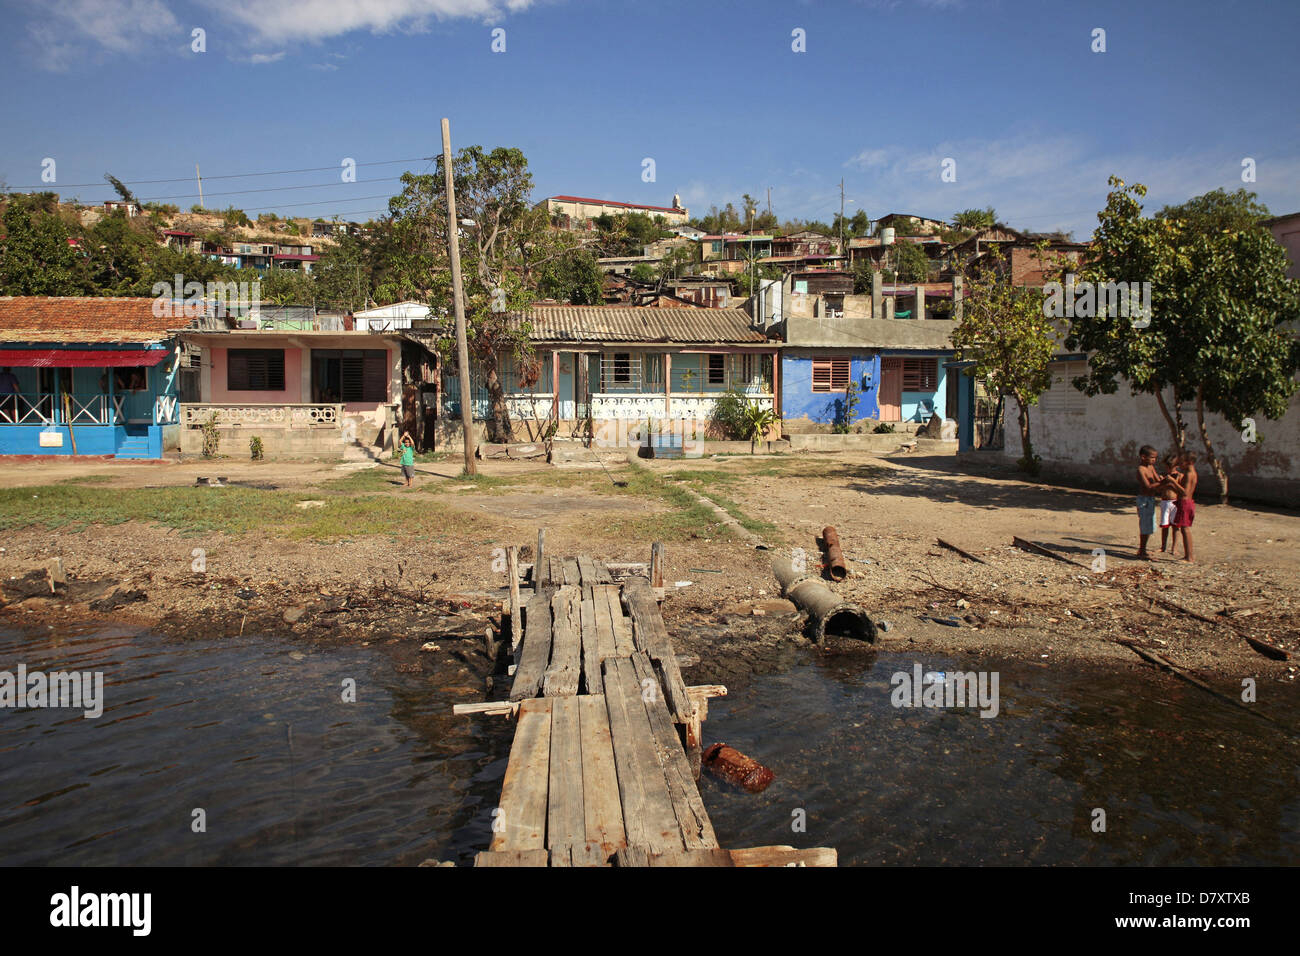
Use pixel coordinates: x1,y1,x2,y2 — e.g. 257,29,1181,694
27,0,181,71
205,0,540,45
248,51,287,64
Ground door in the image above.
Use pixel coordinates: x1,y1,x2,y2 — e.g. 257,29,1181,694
879,357,902,421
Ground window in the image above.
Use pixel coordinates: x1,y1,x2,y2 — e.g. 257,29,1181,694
227,349,285,391
902,357,938,391
711,241,722,254
811,357,850,393
311,349,387,402
1039,360,1088,415
613,353,631,384
707,354,725,385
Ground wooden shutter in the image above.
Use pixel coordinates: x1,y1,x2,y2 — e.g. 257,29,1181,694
227,349,284,391
811,357,850,392
362,352,387,402
902,358,937,391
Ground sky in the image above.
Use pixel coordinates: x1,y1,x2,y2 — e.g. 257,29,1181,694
1,0,1297,239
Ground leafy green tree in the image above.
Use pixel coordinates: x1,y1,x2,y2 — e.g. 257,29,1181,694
1067,178,1300,501
657,244,696,280
536,248,603,304
1155,187,1269,234
950,246,1061,473
952,207,996,231
104,173,138,205
0,196,89,294
630,263,657,284
886,241,931,282
832,210,871,239
259,268,316,305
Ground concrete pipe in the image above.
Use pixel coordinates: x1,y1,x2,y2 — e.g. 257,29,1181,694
772,554,876,643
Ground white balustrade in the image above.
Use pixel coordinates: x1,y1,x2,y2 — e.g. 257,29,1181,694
180,403,342,427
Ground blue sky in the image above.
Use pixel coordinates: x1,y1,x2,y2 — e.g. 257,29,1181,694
2,0,1297,239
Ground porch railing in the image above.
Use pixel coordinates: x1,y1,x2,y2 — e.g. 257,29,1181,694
0,393,120,426
180,403,343,427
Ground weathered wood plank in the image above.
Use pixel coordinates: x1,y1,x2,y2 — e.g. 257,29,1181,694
622,579,694,723
648,848,734,867
536,529,547,584
650,541,665,590
577,694,625,856
1012,536,1087,567
591,588,618,680
506,545,523,654
547,696,585,855
600,584,636,657
589,559,614,584
563,557,581,586
490,698,552,851
576,554,599,587
542,587,581,697
602,658,685,855
510,588,553,701
580,594,602,696
728,846,839,867
570,841,611,867
550,556,565,587
630,653,717,850
474,849,550,867
614,847,650,868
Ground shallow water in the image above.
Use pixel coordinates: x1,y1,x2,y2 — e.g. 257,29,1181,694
0,623,507,865
1,626,1296,865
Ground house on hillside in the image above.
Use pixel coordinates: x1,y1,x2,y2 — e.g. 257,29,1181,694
440,306,778,439
873,213,947,236
0,297,183,459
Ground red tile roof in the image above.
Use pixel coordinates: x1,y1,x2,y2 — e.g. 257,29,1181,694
0,297,180,343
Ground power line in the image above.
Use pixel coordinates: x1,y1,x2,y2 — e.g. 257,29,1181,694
136,175,405,203
3,156,434,191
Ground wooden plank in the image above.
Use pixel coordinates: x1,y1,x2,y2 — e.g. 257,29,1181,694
570,841,611,867
600,584,637,657
580,594,602,696
592,588,618,676
630,653,718,849
603,658,685,855
728,846,838,867
536,529,547,584
1012,536,1086,568
589,559,614,584
474,849,550,867
563,557,581,586
622,579,694,723
547,696,585,855
542,587,581,697
648,849,734,867
550,556,565,587
506,545,523,654
453,700,519,717
576,554,599,587
614,847,651,868
510,589,553,701
650,541,665,590
936,537,987,564
577,695,626,856
490,698,552,851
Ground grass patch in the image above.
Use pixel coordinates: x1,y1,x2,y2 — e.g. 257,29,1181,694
0,484,479,541
606,463,731,541
55,474,116,485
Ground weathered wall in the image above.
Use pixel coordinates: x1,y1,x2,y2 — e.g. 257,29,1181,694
1003,377,1300,505
781,352,881,425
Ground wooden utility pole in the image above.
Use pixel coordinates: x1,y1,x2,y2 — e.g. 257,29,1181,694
196,165,204,209
442,118,477,475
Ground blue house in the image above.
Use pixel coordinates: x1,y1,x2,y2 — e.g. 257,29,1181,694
777,313,958,428
0,297,183,459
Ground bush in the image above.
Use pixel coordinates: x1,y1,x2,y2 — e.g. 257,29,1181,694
200,413,221,458
249,435,264,460
872,422,896,434
709,389,749,440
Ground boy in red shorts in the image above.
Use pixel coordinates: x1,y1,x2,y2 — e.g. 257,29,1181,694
1170,451,1198,562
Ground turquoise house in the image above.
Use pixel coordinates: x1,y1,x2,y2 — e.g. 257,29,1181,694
0,297,183,459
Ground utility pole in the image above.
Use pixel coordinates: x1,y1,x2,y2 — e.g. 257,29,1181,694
442,118,477,476
196,165,204,209
839,178,845,252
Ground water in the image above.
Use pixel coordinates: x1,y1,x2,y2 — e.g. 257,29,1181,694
3,627,1296,865
700,653,1300,865
0,623,509,865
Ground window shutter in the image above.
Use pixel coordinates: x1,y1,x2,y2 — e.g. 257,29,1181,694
363,352,387,402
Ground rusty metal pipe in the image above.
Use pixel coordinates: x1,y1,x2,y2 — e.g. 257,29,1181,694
703,743,775,793
772,554,876,643
821,525,848,581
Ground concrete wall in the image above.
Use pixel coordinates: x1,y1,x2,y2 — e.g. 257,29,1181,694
1002,373,1300,505
179,420,348,459
781,350,949,426
209,346,306,403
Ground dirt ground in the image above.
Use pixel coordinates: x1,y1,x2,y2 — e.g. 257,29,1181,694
2,448,1297,706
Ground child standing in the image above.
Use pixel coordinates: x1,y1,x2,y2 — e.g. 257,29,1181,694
1135,445,1174,560
398,432,416,488
1158,454,1180,552
1170,451,1198,562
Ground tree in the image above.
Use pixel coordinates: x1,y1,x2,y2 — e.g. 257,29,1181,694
831,210,871,239
950,246,1061,473
657,244,696,280
953,207,996,231
886,241,930,283
1068,178,1300,502
0,196,89,295
104,173,138,206
259,268,316,306
1155,187,1269,234
536,248,603,304
630,263,657,284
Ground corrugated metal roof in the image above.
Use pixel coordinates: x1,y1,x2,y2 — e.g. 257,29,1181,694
516,307,768,344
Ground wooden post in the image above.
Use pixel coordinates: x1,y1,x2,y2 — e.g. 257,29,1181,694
441,117,476,476
536,529,546,586
650,541,664,601
507,545,522,653
664,352,671,416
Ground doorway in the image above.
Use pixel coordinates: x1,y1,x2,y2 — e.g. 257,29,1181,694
879,357,902,421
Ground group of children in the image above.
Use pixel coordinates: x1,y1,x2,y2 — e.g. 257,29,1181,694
1136,445,1198,562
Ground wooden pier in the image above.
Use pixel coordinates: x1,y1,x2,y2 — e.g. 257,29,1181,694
455,533,837,868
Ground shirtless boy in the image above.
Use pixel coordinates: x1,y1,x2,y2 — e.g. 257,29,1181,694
1169,451,1198,562
1136,445,1176,560
1158,454,1180,552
